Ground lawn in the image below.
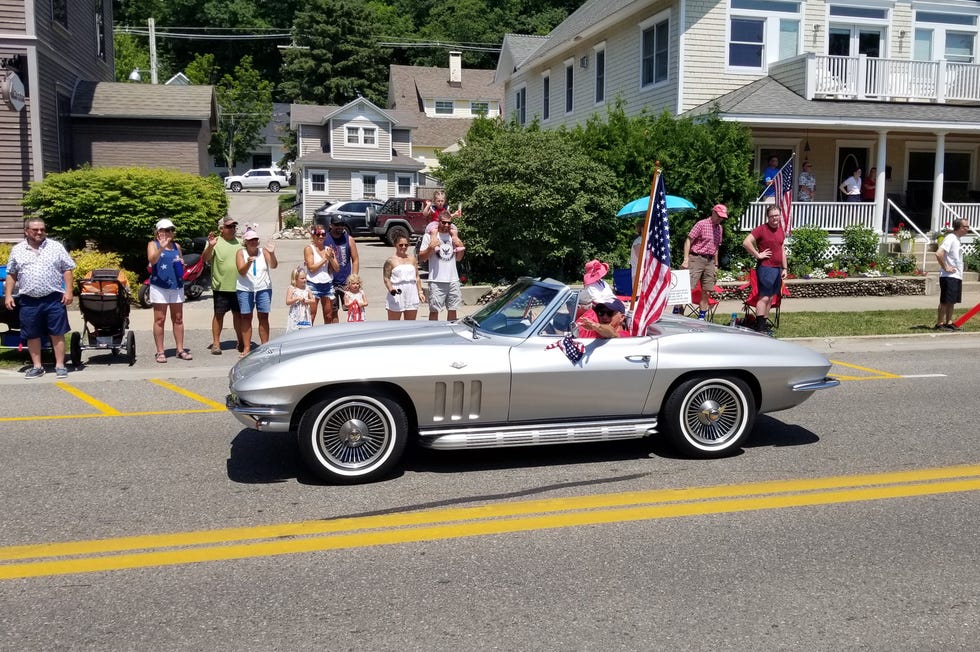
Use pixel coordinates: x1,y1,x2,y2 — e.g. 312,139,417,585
719,309,980,338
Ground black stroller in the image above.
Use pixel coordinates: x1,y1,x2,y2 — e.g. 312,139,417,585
77,269,136,365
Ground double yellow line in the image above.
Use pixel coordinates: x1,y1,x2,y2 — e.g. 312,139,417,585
2,464,979,581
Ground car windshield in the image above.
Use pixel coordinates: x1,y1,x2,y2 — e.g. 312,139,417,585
469,280,561,336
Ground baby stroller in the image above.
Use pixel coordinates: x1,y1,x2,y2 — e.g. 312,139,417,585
77,269,136,365
0,265,82,365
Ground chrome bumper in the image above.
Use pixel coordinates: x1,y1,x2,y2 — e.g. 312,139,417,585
791,377,840,392
226,394,292,432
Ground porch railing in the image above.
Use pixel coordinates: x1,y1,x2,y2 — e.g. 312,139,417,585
742,201,875,231
811,55,980,103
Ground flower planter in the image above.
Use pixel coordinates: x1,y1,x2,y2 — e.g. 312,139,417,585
900,239,913,254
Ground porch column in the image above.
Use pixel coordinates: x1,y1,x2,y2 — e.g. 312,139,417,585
875,130,888,232
932,131,947,232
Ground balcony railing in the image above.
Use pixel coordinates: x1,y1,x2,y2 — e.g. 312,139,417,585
742,201,876,231
810,54,980,103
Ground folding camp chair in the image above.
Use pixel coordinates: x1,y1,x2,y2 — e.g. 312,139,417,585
683,282,722,321
740,268,791,329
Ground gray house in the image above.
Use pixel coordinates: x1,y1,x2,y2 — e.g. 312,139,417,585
0,0,217,241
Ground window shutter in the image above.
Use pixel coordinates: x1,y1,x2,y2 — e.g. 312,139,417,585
375,173,389,200
351,173,363,199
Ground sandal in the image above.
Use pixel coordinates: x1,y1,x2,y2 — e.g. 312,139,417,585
177,350,193,361
155,352,167,363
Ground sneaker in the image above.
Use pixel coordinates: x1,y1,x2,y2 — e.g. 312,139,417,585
24,367,44,379
697,310,707,321
933,324,945,330
944,323,961,331
55,367,68,378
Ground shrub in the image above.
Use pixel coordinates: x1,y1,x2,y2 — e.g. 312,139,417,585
964,243,980,273
840,223,880,270
0,242,12,266
21,166,227,275
282,213,300,229
787,225,829,275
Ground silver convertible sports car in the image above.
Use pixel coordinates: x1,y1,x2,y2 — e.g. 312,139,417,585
227,278,839,484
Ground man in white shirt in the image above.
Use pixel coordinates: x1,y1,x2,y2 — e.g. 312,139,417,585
418,215,465,320
935,218,970,330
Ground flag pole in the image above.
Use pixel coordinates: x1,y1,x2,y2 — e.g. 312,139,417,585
630,163,661,312
754,153,796,203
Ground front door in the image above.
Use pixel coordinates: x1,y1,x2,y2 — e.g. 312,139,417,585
837,147,869,201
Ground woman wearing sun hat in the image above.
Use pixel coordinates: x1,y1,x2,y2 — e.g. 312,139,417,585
147,218,191,362
236,228,278,357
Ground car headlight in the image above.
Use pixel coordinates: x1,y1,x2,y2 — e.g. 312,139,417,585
230,344,281,384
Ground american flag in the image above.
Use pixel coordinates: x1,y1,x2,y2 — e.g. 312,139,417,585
774,157,794,235
545,334,585,364
630,172,671,336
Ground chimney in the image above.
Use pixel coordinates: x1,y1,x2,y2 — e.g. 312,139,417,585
449,51,462,87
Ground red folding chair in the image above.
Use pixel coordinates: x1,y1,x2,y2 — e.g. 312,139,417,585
739,269,790,328
683,282,722,321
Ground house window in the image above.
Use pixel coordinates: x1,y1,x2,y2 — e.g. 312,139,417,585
515,86,526,125
310,172,327,194
51,0,68,28
914,12,978,63
829,5,887,20
594,45,606,104
542,74,550,121
564,60,574,113
346,126,377,147
435,100,454,115
470,102,489,116
728,0,800,71
641,15,670,86
95,0,106,60
397,175,412,195
363,174,377,198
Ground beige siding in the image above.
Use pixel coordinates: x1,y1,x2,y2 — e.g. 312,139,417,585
298,124,328,157
73,119,206,174
330,118,391,162
681,0,753,112
768,56,807,95
391,128,412,158
0,0,26,31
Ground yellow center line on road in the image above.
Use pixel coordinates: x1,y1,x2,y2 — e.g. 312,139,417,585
1,464,979,581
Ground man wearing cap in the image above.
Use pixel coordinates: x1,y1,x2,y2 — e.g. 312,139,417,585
576,298,630,338
4,217,76,379
325,215,359,323
682,204,728,319
202,216,244,354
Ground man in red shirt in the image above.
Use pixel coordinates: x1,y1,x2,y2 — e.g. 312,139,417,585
577,298,630,338
682,204,728,319
742,207,787,332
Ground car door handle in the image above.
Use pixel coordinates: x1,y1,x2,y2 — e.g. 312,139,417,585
624,355,651,368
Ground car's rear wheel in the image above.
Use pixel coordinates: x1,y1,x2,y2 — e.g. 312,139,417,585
297,390,408,484
385,225,410,247
661,376,755,458
268,181,280,192
230,182,242,192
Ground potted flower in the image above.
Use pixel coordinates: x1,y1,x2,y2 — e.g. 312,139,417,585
892,222,914,254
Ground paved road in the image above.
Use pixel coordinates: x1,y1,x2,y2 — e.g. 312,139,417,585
0,339,977,648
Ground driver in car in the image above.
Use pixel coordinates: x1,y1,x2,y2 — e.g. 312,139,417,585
576,298,630,338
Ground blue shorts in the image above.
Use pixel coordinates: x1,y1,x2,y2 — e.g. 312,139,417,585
308,281,334,300
18,293,71,340
756,266,783,297
237,288,272,314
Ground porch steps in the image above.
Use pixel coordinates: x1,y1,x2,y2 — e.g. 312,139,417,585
921,257,980,295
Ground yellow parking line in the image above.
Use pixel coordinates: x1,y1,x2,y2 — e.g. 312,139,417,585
829,360,902,379
54,382,122,415
149,379,226,409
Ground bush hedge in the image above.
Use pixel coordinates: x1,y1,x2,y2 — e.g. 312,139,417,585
21,167,227,275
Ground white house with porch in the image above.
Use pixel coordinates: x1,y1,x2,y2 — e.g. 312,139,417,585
496,0,980,254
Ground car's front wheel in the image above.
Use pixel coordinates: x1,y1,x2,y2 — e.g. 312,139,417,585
297,390,409,483
229,181,242,192
661,376,755,458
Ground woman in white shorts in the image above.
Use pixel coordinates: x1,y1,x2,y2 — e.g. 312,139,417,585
383,235,425,320
146,218,191,362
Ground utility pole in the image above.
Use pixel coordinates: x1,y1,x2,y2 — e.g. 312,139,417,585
148,18,158,84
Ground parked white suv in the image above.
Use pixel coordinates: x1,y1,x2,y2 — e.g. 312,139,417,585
224,168,288,193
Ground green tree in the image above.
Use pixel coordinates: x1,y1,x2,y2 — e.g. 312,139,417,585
211,56,274,173
436,122,624,283
184,53,220,86
280,0,391,106
113,32,151,82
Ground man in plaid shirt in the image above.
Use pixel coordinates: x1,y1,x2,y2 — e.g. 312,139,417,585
681,204,728,319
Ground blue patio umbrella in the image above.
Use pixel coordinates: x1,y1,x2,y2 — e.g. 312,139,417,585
616,194,696,217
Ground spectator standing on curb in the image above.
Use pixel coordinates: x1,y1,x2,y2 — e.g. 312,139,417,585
304,226,339,324
284,266,314,334
147,218,191,362
935,218,970,330
3,217,76,379
419,213,465,321
325,215,359,323
798,161,816,202
202,216,244,355
384,236,425,320
681,204,728,320
236,229,278,357
742,207,787,333
839,169,862,202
